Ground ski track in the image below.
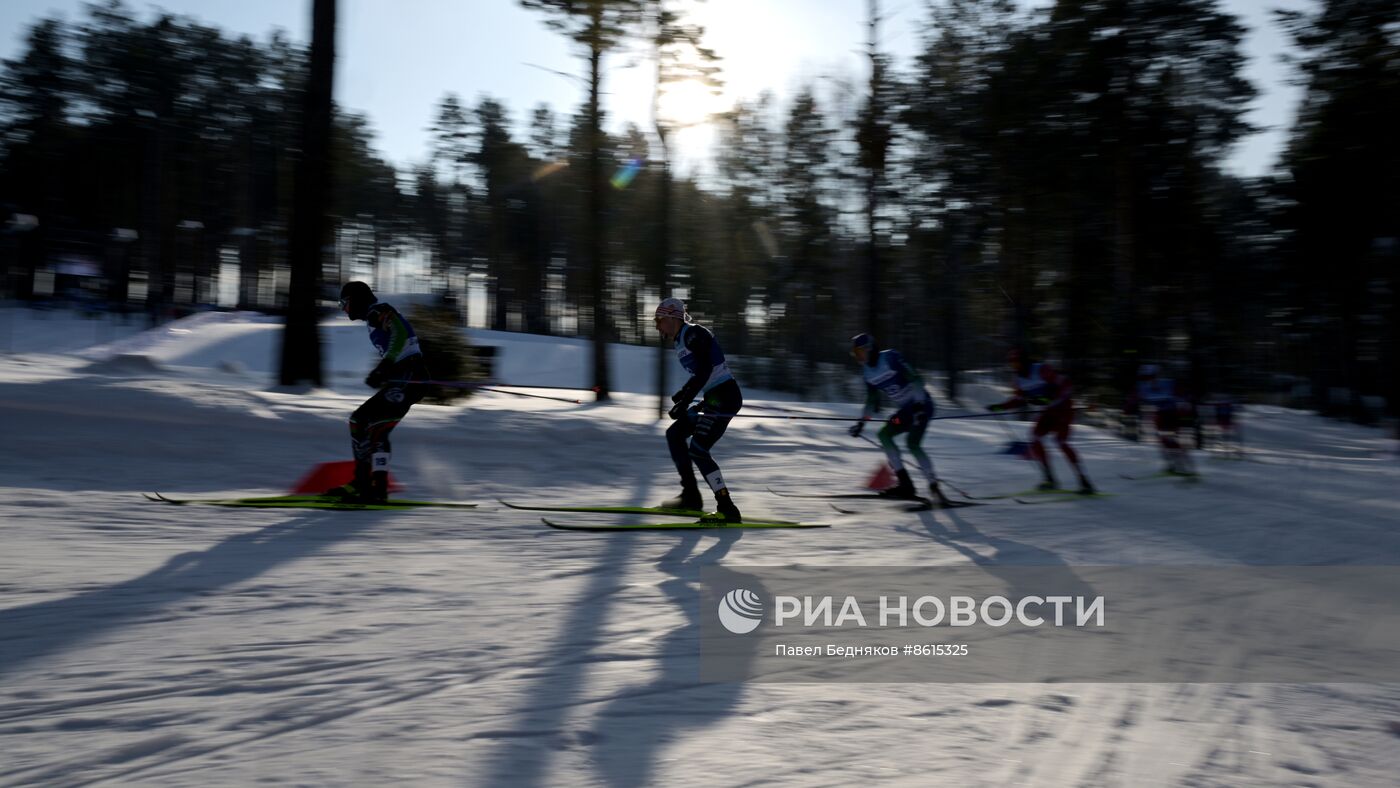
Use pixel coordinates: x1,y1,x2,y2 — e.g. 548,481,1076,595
4,315,1400,786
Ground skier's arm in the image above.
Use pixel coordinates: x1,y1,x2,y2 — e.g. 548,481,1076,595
671,327,713,405
860,385,879,420
989,387,1025,411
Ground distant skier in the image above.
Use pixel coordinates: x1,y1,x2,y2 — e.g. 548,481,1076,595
653,297,743,522
987,349,1094,493
1136,364,1195,475
848,334,953,505
328,281,429,503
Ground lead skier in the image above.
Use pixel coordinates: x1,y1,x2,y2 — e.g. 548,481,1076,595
653,297,743,522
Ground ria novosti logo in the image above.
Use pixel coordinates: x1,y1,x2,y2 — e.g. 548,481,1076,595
717,588,764,634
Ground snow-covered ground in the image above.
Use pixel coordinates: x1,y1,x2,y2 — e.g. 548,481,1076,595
3,307,1400,787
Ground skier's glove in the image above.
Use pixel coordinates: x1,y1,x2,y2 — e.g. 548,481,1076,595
848,420,865,438
668,400,689,421
366,367,389,388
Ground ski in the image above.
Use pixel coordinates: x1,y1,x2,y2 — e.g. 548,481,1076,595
501,498,800,523
768,486,927,502
1014,491,1115,504
145,492,477,510
954,485,1103,500
498,500,800,524
1117,470,1201,482
829,499,982,515
541,517,828,532
768,486,988,511
500,499,704,516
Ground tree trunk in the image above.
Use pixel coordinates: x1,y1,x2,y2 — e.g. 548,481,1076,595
278,0,335,387
655,142,671,419
943,217,962,404
587,18,611,401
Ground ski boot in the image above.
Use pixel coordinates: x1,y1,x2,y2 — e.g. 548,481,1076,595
325,462,372,502
879,469,918,499
660,485,704,512
712,488,742,523
929,481,955,508
1035,477,1060,492
363,470,389,503
1077,476,1096,495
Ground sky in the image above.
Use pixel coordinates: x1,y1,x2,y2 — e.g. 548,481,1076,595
0,0,1313,178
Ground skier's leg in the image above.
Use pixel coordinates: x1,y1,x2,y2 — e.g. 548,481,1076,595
1054,411,1082,468
666,416,699,487
357,384,418,501
878,410,917,497
905,404,935,486
337,398,376,496
1053,413,1093,492
905,403,951,504
1031,415,1057,487
877,422,905,474
688,411,744,521
688,411,733,494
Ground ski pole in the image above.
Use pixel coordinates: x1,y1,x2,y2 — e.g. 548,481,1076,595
697,409,1079,422
389,379,586,404
990,410,1021,442
389,380,596,391
479,387,585,404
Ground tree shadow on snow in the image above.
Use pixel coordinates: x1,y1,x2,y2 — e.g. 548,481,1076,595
586,531,758,788
901,507,1100,605
478,474,656,787
0,511,375,682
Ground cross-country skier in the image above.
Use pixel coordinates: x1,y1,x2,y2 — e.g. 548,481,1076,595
1136,364,1195,475
327,281,429,503
849,334,953,506
987,349,1095,493
653,298,743,522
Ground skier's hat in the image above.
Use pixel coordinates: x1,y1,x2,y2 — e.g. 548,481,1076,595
654,297,689,322
339,281,375,319
851,333,875,351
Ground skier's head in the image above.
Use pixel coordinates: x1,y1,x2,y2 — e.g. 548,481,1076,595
339,281,375,321
850,333,876,365
653,297,689,342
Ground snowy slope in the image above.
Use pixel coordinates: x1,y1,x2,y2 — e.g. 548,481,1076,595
3,308,1400,787
67,305,695,394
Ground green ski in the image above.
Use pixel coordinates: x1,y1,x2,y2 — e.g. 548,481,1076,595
541,517,828,532
500,500,800,524
1013,492,1115,505
500,499,704,516
144,492,477,510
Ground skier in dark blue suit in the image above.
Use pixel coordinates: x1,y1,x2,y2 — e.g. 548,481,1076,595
653,297,743,522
